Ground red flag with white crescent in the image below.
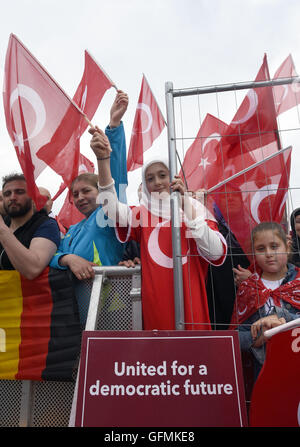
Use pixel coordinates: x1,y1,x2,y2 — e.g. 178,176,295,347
273,54,300,116
2,34,84,209
221,54,279,156
180,114,228,191
209,146,291,258
127,75,166,171
37,50,113,187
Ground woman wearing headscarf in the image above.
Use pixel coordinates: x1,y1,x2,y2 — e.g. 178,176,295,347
89,129,227,331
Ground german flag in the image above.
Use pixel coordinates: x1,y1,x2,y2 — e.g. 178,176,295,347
0,267,81,381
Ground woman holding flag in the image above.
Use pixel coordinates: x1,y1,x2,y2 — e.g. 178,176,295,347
90,128,227,330
50,91,128,324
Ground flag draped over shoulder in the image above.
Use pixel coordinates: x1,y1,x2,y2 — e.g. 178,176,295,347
0,267,81,381
37,50,113,187
3,34,85,210
127,74,166,171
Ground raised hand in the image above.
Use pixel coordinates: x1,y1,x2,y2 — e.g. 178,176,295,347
109,90,129,128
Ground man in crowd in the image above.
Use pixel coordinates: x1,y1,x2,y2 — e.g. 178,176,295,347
0,173,61,279
0,191,7,218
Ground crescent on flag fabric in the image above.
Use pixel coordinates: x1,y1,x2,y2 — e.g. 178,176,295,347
180,113,228,191
0,267,81,381
37,50,114,187
209,146,292,258
2,34,85,210
127,74,166,171
273,54,300,116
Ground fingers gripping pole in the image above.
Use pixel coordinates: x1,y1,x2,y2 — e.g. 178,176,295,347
165,81,185,330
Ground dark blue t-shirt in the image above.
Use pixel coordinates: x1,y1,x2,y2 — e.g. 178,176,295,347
33,218,61,248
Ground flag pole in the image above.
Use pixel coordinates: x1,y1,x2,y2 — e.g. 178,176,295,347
11,34,91,120
165,81,185,331
207,146,291,194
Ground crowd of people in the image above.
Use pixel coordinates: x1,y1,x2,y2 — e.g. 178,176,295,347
1,90,300,384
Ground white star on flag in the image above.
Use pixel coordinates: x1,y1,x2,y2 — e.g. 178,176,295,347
198,157,211,169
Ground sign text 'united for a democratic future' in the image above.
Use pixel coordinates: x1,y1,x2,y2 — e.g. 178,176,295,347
89,360,234,397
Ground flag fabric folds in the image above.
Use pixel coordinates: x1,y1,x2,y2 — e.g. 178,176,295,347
127,74,166,171
209,146,292,258
37,50,113,187
0,267,81,381
220,54,279,158
57,153,95,229
180,113,228,191
273,54,300,116
3,34,84,210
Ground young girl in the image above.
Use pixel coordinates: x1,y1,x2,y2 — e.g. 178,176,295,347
231,221,300,378
89,128,227,331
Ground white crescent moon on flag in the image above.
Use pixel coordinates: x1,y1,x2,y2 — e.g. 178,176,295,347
232,89,258,125
80,85,88,111
238,305,248,316
250,183,278,224
148,221,187,269
10,84,46,140
136,102,153,134
202,133,221,152
297,402,300,426
277,84,288,104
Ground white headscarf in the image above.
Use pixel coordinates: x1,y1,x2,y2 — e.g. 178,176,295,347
140,156,215,222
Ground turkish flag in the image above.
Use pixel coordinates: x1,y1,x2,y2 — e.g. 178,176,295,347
273,54,300,115
37,50,113,186
56,153,95,229
250,326,300,427
3,34,84,209
180,114,228,191
210,146,291,257
221,55,279,157
127,75,166,171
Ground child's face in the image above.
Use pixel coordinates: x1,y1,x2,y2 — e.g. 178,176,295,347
253,230,288,279
145,163,170,194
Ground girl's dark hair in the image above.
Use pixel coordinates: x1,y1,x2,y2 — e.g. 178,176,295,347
70,173,98,193
251,221,287,246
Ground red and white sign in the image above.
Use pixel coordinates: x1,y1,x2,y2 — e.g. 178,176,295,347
75,331,248,427
250,326,300,427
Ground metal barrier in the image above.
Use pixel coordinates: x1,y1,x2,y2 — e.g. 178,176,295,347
0,266,142,427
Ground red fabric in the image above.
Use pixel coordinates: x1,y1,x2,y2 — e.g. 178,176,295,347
56,153,95,229
3,34,82,209
221,54,279,156
250,327,300,427
116,206,226,330
127,75,165,171
180,113,228,191
273,54,300,116
37,50,111,187
231,268,300,327
211,147,291,257
16,268,53,380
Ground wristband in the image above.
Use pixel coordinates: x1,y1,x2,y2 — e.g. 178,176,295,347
97,155,111,160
